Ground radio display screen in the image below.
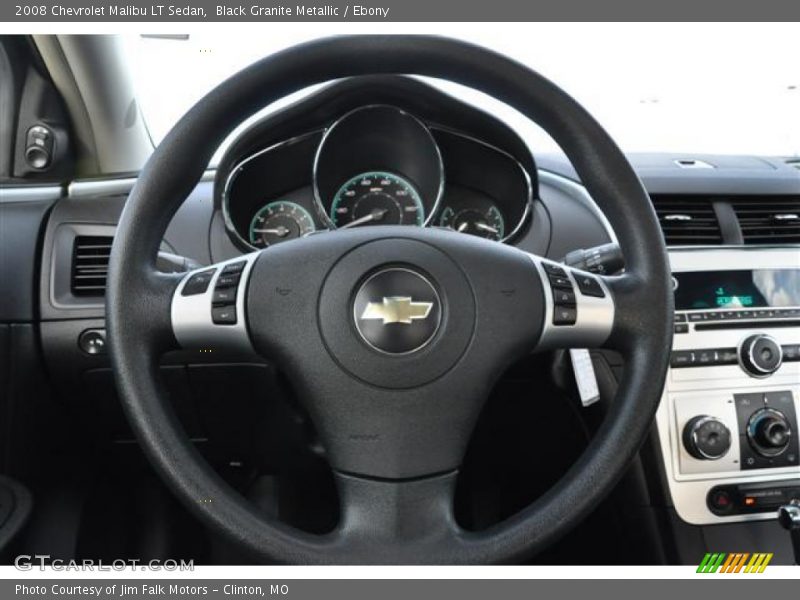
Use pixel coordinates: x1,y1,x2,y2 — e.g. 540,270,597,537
674,269,800,310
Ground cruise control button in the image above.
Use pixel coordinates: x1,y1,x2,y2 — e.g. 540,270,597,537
552,288,576,306
552,306,577,326
542,263,567,277
574,273,605,297
181,269,215,296
212,306,237,325
215,272,241,288
674,323,688,334
222,261,246,275
212,287,237,305
548,274,572,289
674,313,687,323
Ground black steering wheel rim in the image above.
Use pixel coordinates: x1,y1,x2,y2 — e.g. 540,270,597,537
106,35,673,564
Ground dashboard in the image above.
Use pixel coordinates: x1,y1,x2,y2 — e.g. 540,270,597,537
221,103,532,251
15,72,799,562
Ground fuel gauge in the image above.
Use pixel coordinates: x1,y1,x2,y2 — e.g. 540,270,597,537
439,205,505,241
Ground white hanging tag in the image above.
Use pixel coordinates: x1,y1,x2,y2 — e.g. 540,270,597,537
569,348,600,407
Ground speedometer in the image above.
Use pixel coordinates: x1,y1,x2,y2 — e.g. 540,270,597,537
330,172,425,228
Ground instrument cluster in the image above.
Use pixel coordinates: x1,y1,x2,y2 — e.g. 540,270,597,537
221,104,532,251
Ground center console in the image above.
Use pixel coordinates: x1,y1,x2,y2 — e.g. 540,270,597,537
656,248,800,525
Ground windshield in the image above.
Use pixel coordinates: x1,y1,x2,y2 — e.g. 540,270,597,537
122,24,800,163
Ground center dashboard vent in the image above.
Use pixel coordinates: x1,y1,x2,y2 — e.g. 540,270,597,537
729,196,800,244
71,235,113,296
650,195,723,246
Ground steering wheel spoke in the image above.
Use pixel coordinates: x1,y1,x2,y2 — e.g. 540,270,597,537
528,255,616,352
171,253,260,355
329,471,463,562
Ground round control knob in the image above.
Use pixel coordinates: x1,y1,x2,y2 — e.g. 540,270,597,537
747,408,792,457
739,334,783,377
683,416,732,460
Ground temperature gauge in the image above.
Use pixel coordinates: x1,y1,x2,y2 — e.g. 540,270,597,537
439,205,505,241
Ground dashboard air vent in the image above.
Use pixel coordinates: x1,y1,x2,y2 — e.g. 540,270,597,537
650,195,722,246
71,236,113,296
730,196,800,244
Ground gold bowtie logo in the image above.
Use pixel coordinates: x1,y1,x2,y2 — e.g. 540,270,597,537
360,296,433,325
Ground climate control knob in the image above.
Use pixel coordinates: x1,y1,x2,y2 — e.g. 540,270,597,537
747,408,792,457
683,416,732,460
739,334,783,377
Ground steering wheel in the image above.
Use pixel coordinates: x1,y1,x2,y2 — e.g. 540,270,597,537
106,35,672,564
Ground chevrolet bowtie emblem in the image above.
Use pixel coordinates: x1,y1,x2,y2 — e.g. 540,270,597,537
360,296,433,325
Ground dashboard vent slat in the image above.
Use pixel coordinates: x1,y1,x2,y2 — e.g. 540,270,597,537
729,196,800,244
649,195,723,246
71,235,113,296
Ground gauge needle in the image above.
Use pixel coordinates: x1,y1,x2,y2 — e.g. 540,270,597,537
456,222,469,232
475,222,499,234
340,208,388,229
253,226,290,237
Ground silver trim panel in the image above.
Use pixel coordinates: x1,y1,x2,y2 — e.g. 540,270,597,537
68,170,216,199
171,252,259,354
658,246,800,525
529,255,615,350
0,185,62,203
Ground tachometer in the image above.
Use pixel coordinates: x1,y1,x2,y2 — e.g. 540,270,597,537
248,200,315,248
439,205,505,241
330,171,425,228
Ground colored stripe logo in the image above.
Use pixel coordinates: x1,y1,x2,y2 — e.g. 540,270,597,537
697,552,773,573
